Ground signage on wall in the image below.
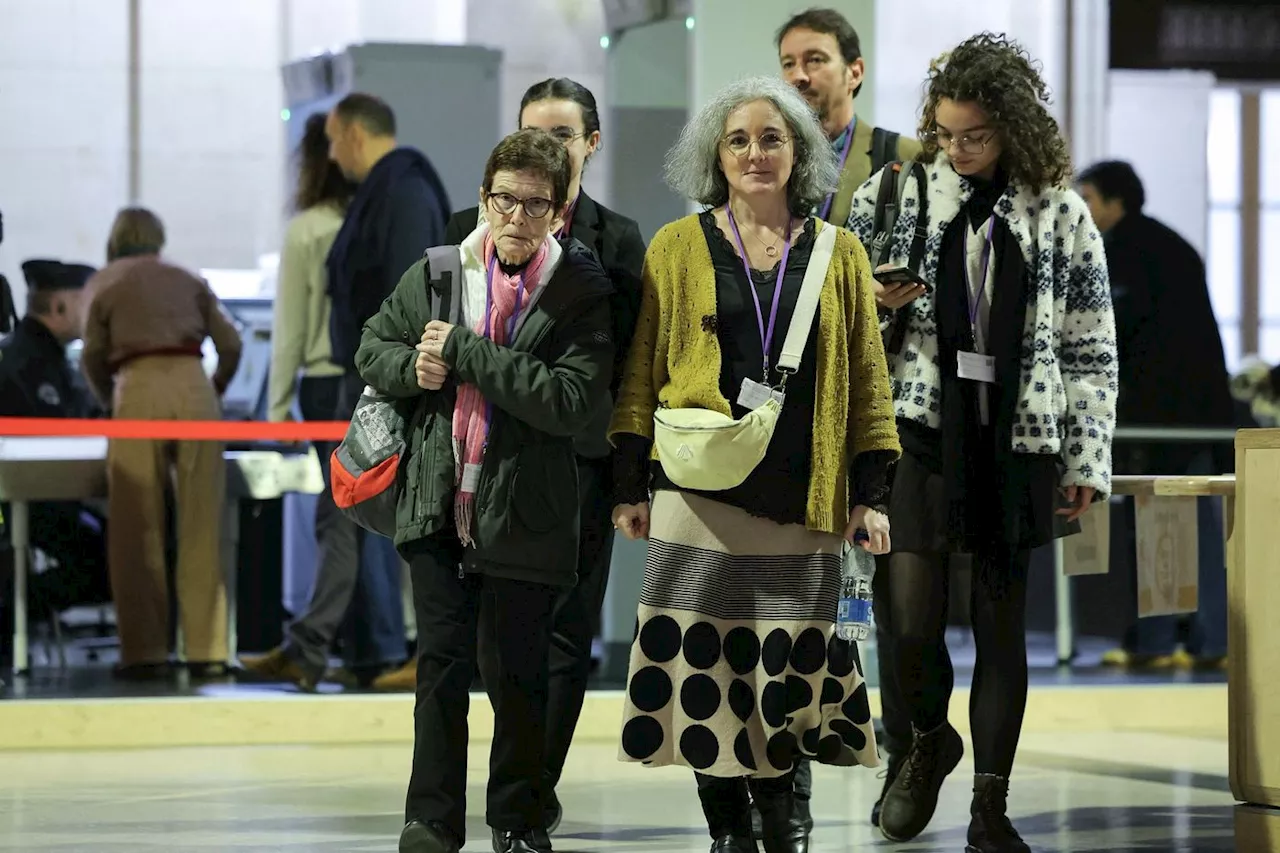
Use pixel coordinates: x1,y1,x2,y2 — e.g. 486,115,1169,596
1111,0,1280,81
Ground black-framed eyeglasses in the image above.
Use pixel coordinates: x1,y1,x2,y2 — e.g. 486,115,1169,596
926,129,994,155
523,126,588,145
721,131,791,157
485,191,555,220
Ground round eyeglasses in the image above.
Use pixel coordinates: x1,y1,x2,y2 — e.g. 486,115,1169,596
721,131,791,157
926,130,994,155
486,191,554,220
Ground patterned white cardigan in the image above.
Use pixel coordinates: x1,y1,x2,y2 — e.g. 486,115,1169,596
845,155,1119,498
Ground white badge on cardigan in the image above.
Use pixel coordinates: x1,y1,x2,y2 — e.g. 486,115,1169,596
737,378,785,410
957,351,996,383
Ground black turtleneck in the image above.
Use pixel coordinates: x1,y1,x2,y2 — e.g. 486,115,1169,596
962,167,1009,231
497,258,529,277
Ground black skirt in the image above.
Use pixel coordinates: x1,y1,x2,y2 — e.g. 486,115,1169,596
887,419,1078,556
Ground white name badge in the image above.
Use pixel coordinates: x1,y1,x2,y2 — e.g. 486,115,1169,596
461,463,483,493
957,351,996,384
737,378,785,410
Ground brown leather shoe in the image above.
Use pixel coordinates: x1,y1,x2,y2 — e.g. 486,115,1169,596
238,647,319,692
372,657,418,691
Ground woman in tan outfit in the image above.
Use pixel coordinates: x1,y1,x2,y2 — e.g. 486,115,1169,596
80,208,243,678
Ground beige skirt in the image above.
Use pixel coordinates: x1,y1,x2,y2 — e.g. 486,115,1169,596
618,490,880,778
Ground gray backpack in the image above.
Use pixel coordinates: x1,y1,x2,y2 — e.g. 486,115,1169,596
329,247,462,538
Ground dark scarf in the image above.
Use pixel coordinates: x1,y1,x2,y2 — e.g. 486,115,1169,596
933,169,1033,554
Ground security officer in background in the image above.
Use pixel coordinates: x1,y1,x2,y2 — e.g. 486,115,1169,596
0,260,111,625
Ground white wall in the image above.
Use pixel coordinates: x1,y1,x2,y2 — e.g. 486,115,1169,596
0,0,468,314
0,0,130,303
467,0,610,203
873,0,1067,141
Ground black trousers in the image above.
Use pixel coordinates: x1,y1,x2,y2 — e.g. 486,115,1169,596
405,530,558,842
476,454,615,791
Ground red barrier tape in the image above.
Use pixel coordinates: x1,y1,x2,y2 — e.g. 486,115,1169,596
0,418,349,442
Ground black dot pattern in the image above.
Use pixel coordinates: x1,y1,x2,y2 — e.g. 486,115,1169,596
622,715,664,760
639,616,682,663
724,627,761,675
681,674,722,721
790,628,827,675
728,679,755,722
629,666,673,714
680,725,719,770
682,622,722,670
619,605,878,777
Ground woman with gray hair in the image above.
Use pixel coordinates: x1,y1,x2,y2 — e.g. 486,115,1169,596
610,75,900,853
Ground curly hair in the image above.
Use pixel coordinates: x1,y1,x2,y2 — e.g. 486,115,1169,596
918,33,1072,192
665,75,838,216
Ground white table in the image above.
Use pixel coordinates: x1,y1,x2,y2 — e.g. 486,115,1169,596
0,436,325,674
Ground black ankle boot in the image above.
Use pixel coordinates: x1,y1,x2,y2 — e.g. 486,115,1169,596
878,721,965,843
870,751,905,827
698,776,758,853
710,836,759,853
966,775,1030,853
748,777,807,853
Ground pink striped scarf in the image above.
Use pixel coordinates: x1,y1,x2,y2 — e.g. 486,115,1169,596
452,230,550,545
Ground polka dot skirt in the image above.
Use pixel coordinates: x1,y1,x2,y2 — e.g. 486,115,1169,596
618,490,880,779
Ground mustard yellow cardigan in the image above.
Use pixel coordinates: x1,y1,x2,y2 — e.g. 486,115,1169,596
609,214,902,536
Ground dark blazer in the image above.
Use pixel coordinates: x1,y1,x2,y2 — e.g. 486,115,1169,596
0,317,102,418
445,191,646,458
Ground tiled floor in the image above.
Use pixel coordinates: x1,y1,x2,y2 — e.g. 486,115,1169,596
0,731,1234,851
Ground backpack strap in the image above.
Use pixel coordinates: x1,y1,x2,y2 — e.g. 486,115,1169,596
870,161,903,268
423,245,464,327
869,127,901,175
901,161,929,273
872,160,930,357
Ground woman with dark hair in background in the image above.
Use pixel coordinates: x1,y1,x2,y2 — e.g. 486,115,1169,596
845,34,1118,852
265,112,354,425
243,112,411,691
376,77,644,835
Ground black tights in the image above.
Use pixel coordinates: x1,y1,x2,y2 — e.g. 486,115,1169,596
878,549,1030,778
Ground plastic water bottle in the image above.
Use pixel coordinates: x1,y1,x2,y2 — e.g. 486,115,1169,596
835,532,875,642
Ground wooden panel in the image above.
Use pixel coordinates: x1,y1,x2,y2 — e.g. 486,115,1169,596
1236,805,1280,853
1111,474,1236,497
1231,430,1280,807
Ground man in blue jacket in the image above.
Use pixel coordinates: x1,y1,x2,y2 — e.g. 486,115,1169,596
241,93,451,690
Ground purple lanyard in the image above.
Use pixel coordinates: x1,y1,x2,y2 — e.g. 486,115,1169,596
818,119,856,222
726,207,793,379
966,217,997,329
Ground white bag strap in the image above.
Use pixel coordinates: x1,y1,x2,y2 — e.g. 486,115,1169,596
777,219,838,375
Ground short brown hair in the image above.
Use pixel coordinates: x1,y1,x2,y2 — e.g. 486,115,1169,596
333,93,396,137
481,129,572,210
776,8,864,97
107,207,166,262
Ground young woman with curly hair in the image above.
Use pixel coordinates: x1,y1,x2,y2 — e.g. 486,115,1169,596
844,33,1119,852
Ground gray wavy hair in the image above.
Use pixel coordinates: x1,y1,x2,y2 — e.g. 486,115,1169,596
665,75,839,215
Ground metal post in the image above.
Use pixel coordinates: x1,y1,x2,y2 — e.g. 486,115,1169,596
1053,536,1074,665
11,500,29,675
